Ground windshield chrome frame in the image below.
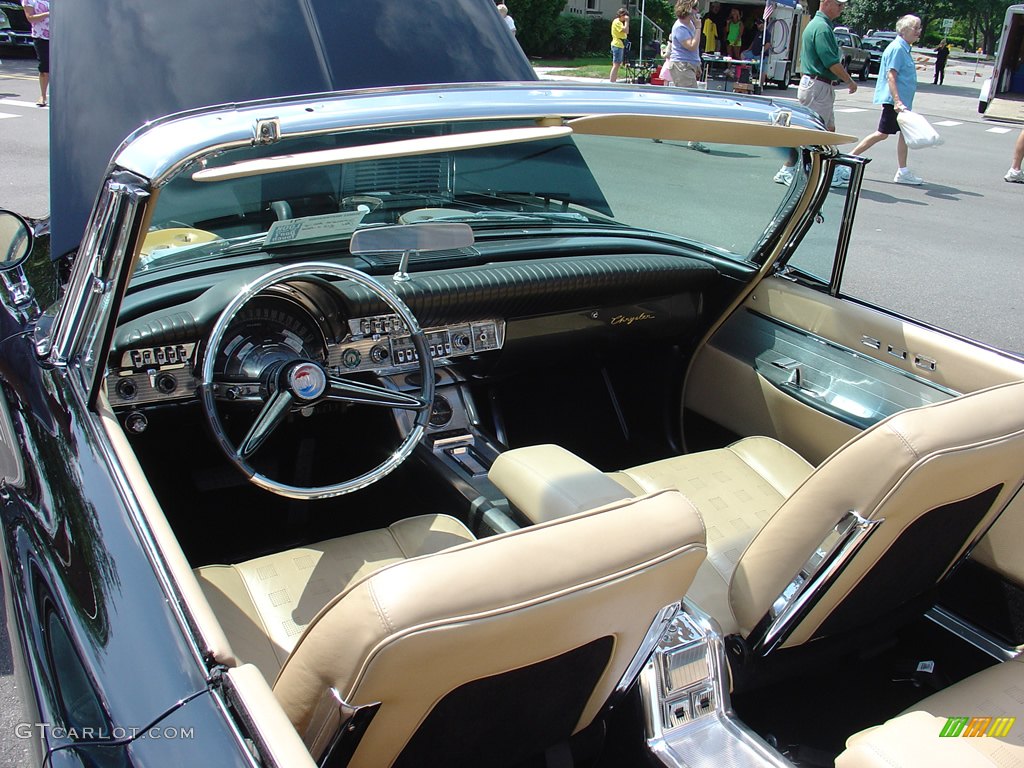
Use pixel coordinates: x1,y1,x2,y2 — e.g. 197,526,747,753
39,172,151,389
37,82,843,400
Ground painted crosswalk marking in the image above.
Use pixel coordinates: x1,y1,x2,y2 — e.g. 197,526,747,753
836,108,869,113
986,127,1014,134
934,120,962,127
0,112,20,120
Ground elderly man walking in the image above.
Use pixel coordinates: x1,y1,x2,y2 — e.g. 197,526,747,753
773,0,857,185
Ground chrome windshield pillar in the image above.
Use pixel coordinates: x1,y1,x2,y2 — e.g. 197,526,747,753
39,172,150,372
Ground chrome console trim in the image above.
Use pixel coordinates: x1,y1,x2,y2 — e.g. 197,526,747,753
750,510,883,655
642,601,794,768
616,602,681,697
926,606,1020,662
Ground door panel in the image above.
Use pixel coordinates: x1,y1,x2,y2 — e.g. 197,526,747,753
743,278,1024,395
685,275,1024,586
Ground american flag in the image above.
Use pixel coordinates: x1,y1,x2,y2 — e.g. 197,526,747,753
763,1,775,21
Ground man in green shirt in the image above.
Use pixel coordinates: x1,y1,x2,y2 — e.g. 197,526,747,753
798,0,857,131
774,0,857,185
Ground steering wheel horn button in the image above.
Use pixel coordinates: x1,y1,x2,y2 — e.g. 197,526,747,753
288,362,328,402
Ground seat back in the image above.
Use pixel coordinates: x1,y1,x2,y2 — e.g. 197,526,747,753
730,381,1024,651
273,490,707,768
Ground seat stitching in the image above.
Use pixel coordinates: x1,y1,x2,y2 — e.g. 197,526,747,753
346,542,708,693
862,740,903,768
367,579,394,633
387,524,411,559
886,422,922,459
232,565,290,668
724,444,799,500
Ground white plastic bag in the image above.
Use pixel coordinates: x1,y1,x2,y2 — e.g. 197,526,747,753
896,110,944,149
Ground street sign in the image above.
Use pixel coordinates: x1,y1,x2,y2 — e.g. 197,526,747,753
942,18,954,33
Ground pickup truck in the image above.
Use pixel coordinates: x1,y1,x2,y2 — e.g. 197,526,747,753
834,27,872,81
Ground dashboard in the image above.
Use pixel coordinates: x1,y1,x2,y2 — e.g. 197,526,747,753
107,311,505,410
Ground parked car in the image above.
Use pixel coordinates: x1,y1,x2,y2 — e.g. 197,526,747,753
835,28,872,80
861,34,890,75
0,0,33,52
3,1,1024,767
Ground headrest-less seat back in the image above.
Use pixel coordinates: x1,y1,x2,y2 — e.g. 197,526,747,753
274,489,707,768
731,381,1024,646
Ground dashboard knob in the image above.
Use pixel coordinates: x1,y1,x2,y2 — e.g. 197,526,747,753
370,344,390,363
452,333,471,350
155,373,178,394
115,378,138,400
124,411,149,434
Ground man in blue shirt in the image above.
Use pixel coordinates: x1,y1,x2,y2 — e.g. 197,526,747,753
841,15,925,186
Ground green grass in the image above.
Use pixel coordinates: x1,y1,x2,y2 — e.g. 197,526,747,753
533,56,612,80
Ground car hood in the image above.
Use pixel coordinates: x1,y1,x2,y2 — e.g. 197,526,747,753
49,0,535,260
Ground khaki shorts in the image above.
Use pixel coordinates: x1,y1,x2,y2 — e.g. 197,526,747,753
667,61,700,89
797,75,836,130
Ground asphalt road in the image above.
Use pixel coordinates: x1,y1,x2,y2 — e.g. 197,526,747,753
0,48,1021,765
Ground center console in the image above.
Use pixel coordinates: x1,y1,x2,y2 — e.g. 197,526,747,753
642,603,795,768
389,366,522,536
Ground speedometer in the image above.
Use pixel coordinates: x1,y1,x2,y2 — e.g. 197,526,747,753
215,298,327,381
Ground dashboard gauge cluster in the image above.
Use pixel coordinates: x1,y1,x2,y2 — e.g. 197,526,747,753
330,314,504,374
109,342,199,407
107,310,505,410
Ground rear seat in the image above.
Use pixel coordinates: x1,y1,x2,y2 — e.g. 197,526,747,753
836,654,1024,767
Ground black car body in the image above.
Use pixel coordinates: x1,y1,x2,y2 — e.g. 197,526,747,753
2,1,1024,767
0,0,32,52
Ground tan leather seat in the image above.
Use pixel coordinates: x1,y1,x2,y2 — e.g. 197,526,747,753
836,654,1024,767
195,515,477,682
197,491,706,767
491,381,1024,657
614,380,1024,652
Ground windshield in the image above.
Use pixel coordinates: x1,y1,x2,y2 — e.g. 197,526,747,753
141,118,800,276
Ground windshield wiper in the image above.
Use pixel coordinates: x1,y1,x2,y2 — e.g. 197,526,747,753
138,232,267,271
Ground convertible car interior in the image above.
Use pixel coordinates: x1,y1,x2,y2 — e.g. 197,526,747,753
5,81,1024,768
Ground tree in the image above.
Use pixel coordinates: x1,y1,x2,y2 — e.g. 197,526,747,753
842,0,1012,53
512,0,570,56
961,0,1013,53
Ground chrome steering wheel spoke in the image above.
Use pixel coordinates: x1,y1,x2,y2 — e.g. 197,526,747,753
326,375,428,411
237,389,294,459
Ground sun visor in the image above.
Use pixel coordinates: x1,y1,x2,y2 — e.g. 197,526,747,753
567,114,856,147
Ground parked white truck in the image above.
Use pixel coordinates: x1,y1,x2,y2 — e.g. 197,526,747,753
979,4,1024,121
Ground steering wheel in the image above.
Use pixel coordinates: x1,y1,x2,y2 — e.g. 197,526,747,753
198,262,434,500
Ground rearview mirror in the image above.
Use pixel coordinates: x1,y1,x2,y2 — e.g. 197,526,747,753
0,211,33,270
350,223,474,283
349,223,474,255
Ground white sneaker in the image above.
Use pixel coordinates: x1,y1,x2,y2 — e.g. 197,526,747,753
773,166,795,186
830,167,851,188
1005,168,1024,183
894,169,924,185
